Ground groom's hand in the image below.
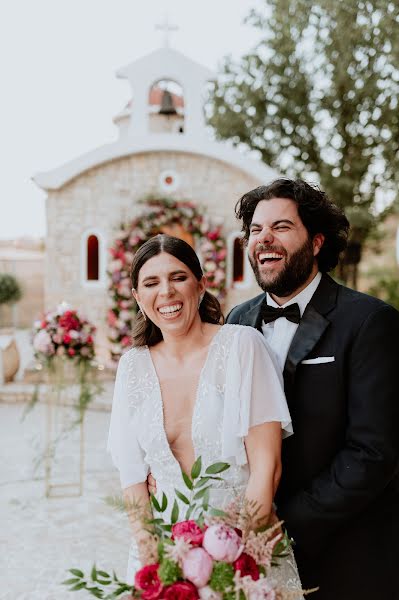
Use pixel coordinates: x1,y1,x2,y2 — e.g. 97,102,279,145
147,473,157,495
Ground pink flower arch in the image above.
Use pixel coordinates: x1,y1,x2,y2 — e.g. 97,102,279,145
107,198,227,360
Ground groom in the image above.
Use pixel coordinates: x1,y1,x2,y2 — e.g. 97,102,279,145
227,178,399,600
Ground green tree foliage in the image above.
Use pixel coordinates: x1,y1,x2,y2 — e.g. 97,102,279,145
0,273,21,305
208,0,399,286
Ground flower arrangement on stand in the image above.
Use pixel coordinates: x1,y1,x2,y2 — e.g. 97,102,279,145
31,302,103,496
64,459,315,598
108,198,227,361
32,302,100,420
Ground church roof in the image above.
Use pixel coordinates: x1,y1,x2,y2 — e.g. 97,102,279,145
116,46,214,84
33,136,279,190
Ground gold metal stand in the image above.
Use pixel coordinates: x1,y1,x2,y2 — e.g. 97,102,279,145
44,359,85,498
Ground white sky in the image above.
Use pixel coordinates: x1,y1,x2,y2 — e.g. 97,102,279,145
0,0,262,240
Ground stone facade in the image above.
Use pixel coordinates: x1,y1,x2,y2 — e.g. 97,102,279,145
45,151,264,358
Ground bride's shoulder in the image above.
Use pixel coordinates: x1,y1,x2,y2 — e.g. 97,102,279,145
221,323,265,344
118,345,149,369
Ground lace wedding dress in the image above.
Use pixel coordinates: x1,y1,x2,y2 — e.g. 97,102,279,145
108,324,303,595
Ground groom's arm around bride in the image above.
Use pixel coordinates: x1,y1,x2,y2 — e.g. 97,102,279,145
227,178,399,600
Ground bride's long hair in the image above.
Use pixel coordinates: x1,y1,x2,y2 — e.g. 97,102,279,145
130,234,224,347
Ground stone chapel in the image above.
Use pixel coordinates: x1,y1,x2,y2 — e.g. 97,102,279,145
33,45,278,359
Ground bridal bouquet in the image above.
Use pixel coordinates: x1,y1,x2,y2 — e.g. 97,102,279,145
64,460,310,599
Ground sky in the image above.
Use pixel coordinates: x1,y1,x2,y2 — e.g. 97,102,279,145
0,0,262,240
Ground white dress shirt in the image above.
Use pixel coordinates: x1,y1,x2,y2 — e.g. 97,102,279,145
261,272,322,371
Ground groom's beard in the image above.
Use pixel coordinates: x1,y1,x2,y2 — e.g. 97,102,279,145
249,238,315,298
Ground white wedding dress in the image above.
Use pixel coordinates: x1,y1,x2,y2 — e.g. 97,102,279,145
108,324,303,595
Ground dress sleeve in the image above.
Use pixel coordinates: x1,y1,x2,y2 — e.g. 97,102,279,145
222,326,293,465
107,352,149,488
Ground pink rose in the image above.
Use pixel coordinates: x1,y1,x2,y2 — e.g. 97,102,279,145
182,547,213,588
203,524,243,563
172,520,205,546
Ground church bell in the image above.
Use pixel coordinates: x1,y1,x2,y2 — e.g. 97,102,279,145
159,89,177,116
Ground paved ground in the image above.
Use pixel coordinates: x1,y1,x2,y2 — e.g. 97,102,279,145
1,400,131,600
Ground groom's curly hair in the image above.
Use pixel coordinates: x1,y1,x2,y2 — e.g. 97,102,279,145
130,234,224,347
236,178,349,273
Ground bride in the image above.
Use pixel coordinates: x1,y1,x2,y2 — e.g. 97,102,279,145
108,234,303,594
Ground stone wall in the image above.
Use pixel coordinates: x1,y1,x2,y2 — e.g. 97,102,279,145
45,151,264,359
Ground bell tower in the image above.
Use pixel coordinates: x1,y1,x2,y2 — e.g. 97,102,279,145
114,31,214,140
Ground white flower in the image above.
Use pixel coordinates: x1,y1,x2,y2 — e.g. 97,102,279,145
56,301,71,315
33,330,52,353
198,586,222,600
164,537,192,565
69,330,80,340
110,259,123,271
119,310,131,322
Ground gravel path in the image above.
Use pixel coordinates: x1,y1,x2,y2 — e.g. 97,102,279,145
1,402,130,600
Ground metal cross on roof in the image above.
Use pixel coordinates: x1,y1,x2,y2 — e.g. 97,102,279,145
155,14,179,48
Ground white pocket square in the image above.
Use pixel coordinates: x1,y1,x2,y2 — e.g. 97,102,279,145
301,356,335,364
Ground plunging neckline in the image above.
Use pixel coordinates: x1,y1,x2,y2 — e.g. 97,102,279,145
146,326,223,473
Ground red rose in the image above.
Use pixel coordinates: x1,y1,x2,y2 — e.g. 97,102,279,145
68,348,76,357
86,335,93,344
63,334,72,344
134,564,163,600
163,581,199,599
172,521,204,546
41,320,47,329
121,335,130,347
233,552,260,580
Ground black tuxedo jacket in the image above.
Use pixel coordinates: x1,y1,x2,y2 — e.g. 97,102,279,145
227,274,399,599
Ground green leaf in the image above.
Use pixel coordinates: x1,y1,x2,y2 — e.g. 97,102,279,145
202,487,210,511
150,493,161,512
194,476,223,488
62,578,80,585
191,456,202,479
171,499,179,524
87,589,103,599
185,504,195,520
193,485,212,500
182,471,193,490
174,489,190,504
96,570,110,579
209,508,229,517
71,582,86,591
147,518,165,525
205,462,230,475
160,492,168,512
70,568,84,578
91,564,98,581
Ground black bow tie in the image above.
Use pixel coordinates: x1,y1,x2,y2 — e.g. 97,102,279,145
261,302,301,324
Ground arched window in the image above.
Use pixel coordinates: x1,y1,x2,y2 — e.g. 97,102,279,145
87,235,99,280
80,229,106,288
233,237,244,283
226,231,253,289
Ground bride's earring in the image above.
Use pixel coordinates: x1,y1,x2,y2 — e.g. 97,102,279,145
137,302,147,321
132,288,147,321
198,292,205,308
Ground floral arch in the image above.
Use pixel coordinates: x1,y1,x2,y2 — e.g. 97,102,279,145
107,198,227,359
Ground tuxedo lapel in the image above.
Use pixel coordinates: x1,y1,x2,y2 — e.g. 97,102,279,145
238,295,264,331
284,274,338,395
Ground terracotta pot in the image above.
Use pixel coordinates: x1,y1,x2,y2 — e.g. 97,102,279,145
0,335,20,383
